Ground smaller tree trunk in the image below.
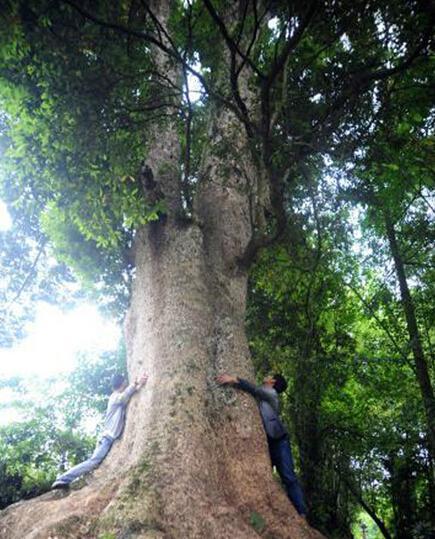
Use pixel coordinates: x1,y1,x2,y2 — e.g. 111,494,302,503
384,213,435,470
343,478,393,539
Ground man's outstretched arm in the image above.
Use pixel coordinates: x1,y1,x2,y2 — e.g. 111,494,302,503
216,373,275,404
113,373,148,405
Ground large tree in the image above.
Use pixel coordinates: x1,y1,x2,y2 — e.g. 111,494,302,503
0,1,432,537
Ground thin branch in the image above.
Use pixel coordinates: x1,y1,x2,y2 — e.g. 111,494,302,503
182,71,193,213
388,186,426,231
344,281,411,364
235,0,250,47
202,0,264,78
61,0,250,130
201,0,260,138
358,31,431,84
263,0,318,91
123,102,181,113
259,2,318,178
317,31,431,132
144,69,184,92
62,0,174,56
9,240,47,306
404,261,435,269
341,474,393,539
419,191,435,213
238,166,290,269
270,53,290,129
228,42,255,137
181,2,194,213
236,0,269,77
139,0,180,59
301,165,324,347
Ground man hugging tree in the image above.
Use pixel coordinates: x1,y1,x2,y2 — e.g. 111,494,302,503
217,372,307,517
52,372,148,490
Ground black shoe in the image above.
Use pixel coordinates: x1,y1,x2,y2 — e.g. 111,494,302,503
51,481,70,490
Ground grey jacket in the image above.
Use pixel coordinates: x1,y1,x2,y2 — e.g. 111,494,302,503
237,378,287,440
100,383,137,440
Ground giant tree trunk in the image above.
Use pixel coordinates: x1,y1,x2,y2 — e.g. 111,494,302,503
0,226,321,534
0,155,321,539
0,6,323,538
0,1,328,535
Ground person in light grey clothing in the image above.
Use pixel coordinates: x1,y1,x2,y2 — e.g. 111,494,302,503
52,372,148,489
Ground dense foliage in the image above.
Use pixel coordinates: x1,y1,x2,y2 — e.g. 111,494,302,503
0,1,433,538
0,348,126,509
247,162,434,537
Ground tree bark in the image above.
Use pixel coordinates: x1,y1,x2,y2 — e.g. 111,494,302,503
0,2,324,537
0,122,321,539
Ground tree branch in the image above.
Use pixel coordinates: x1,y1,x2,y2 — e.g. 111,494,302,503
181,2,194,214
344,281,411,364
9,240,47,306
316,29,431,133
341,474,393,539
62,0,174,57
238,166,289,269
263,0,319,91
61,0,248,128
202,0,264,79
201,0,260,138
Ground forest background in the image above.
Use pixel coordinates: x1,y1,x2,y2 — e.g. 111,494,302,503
0,1,433,538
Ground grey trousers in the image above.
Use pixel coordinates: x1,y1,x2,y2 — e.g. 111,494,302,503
55,436,113,484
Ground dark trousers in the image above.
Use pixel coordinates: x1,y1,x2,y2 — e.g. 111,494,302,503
268,435,307,515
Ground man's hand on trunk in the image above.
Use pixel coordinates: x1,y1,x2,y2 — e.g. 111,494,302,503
216,373,238,385
135,373,148,388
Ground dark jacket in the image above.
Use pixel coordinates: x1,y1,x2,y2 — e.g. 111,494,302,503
237,378,287,440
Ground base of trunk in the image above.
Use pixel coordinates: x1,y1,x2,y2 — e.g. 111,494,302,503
0,227,326,539
0,461,323,539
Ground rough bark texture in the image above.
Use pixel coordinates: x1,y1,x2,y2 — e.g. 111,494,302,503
0,2,325,538
0,103,323,539
0,205,323,539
